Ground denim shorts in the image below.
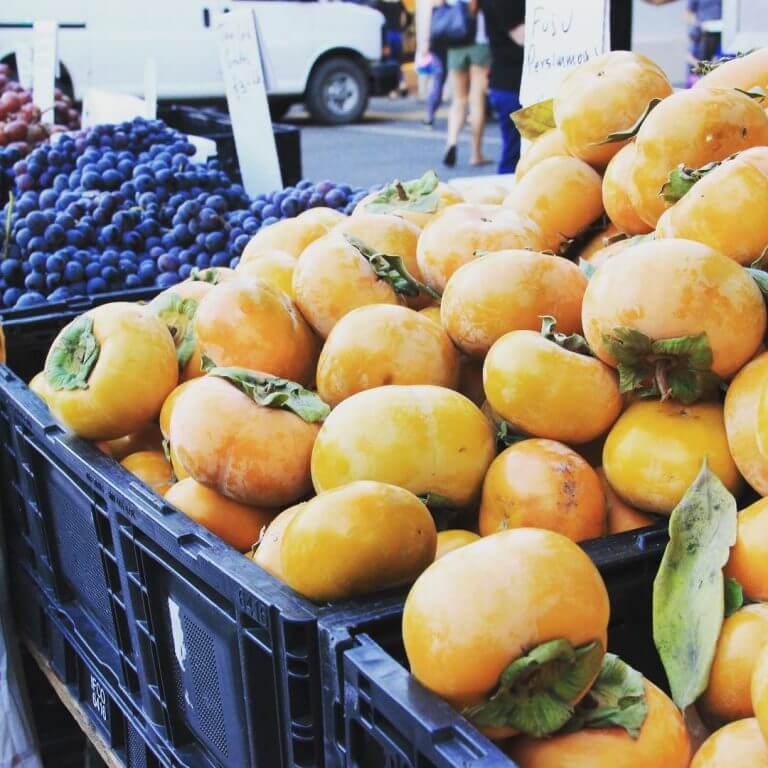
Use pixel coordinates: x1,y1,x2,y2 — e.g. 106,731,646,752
447,43,491,71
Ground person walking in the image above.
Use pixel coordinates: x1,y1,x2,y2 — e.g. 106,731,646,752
480,0,525,174
440,0,491,168
421,46,448,126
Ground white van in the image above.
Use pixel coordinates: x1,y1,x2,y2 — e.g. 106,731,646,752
0,0,399,124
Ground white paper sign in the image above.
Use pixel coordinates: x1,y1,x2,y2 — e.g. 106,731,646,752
81,89,148,128
14,44,33,90
520,0,611,107
144,58,158,120
32,20,58,123
215,9,282,195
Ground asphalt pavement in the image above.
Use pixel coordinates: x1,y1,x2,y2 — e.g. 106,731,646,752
282,96,503,189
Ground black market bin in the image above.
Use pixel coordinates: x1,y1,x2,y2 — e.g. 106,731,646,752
158,104,302,187
0,361,670,768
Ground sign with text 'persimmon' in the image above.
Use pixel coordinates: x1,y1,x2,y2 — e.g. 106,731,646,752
520,0,611,107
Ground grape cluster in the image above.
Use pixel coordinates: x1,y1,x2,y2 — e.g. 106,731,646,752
0,117,366,309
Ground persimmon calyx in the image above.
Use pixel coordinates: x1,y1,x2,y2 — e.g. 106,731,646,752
558,213,611,260
540,315,593,356
661,159,725,203
151,292,198,372
463,638,604,737
208,366,331,422
190,267,227,284
364,170,441,214
652,460,738,708
691,51,748,75
510,99,555,141
562,653,648,739
46,316,100,391
595,98,662,145
602,327,716,404
345,236,441,300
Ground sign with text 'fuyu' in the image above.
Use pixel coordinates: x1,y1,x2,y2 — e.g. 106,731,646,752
214,9,282,196
520,0,611,107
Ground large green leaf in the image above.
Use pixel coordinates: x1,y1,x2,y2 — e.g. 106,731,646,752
653,461,738,709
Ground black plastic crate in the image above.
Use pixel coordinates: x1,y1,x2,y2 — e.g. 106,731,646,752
0,364,670,768
332,528,670,768
159,104,302,187
12,564,164,768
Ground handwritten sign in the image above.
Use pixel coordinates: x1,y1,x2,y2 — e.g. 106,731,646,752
520,0,610,107
215,9,282,196
32,20,58,123
81,89,148,128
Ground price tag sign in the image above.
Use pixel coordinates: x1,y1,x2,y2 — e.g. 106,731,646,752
520,0,611,107
215,9,282,196
81,89,148,128
32,20,58,123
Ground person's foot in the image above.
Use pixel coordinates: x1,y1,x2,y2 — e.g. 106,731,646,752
443,145,457,167
422,116,434,126
470,156,493,167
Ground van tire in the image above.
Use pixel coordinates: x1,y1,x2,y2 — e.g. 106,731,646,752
305,56,369,125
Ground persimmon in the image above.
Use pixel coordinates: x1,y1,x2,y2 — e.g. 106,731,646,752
250,503,306,579
602,144,653,235
597,469,655,534
316,304,459,407
332,212,430,310
752,643,768,744
418,305,442,325
454,181,508,205
292,232,418,339
507,680,690,768
353,173,463,228
515,128,570,180
554,51,673,170
241,206,344,259
120,450,175,496
603,400,742,515
165,478,275,553
504,156,604,253
691,718,768,767
43,303,178,440
169,371,326,507
99,422,164,460
725,351,768,495
483,328,621,445
416,204,543,293
629,87,768,226
435,529,480,559
694,48,768,94
28,372,51,405
235,249,297,299
159,381,195,440
656,147,768,265
280,480,436,601
580,235,639,271
582,239,766,380
725,498,768,601
403,529,609,738
479,439,606,542
440,250,587,358
194,277,318,385
311,385,495,507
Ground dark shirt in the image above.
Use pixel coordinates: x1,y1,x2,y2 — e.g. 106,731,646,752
480,0,525,92
377,0,404,30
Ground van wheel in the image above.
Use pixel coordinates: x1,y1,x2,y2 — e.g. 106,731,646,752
305,57,369,125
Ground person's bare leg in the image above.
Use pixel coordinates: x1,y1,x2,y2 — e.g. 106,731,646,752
469,63,490,165
444,67,469,166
